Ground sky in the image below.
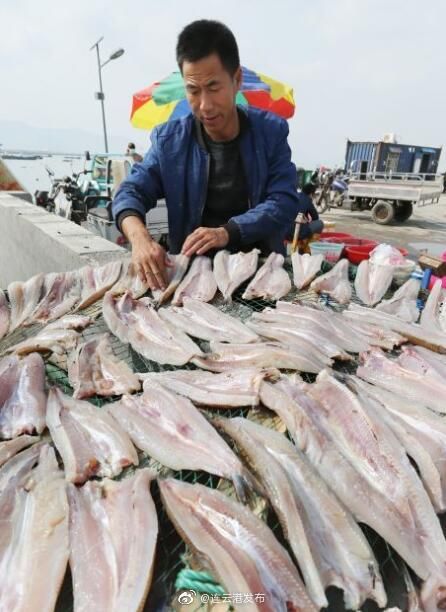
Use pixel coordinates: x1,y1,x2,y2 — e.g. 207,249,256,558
1,0,445,168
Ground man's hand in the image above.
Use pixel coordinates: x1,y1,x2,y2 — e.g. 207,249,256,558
181,227,229,257
121,216,171,290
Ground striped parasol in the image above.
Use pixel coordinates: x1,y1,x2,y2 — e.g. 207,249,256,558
130,66,295,130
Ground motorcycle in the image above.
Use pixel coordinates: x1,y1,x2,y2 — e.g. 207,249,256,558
312,169,349,213
33,166,58,212
33,156,110,225
330,172,349,207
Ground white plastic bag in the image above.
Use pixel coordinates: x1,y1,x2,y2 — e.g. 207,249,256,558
369,244,406,266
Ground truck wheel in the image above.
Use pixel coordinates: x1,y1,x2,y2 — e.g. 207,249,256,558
394,201,413,222
371,200,395,225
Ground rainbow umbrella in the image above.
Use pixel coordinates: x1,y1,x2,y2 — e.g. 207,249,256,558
130,66,295,130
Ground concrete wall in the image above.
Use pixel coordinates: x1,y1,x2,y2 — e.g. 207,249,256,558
0,193,127,287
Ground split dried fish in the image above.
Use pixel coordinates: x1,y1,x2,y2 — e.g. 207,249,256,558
110,383,256,501
172,256,217,306
68,469,158,612
420,278,446,334
67,333,140,399
76,260,123,310
0,435,39,468
0,444,69,612
213,249,260,301
152,253,190,306
159,297,258,344
215,416,386,610
375,277,421,322
310,259,352,304
160,478,317,611
0,353,47,438
47,387,138,483
7,273,45,332
354,260,394,306
291,252,323,290
141,367,279,408
242,252,291,301
194,340,326,374
357,348,446,413
260,376,446,609
103,291,201,366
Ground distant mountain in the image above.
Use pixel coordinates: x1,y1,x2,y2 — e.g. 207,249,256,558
0,119,128,154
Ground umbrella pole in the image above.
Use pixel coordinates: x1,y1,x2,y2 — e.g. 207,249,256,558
291,212,305,254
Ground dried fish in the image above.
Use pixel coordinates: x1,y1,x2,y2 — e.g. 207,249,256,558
0,435,39,468
110,383,256,501
242,252,291,301
420,278,446,334
215,416,386,610
76,260,122,310
159,297,258,344
47,387,138,483
7,273,45,332
67,333,140,399
160,478,317,611
357,348,446,413
172,256,217,306
213,249,259,301
0,353,47,438
68,469,158,612
354,260,394,306
0,444,69,612
291,252,323,290
141,367,279,408
152,253,190,306
375,277,421,322
310,259,352,304
194,340,326,374
103,291,201,366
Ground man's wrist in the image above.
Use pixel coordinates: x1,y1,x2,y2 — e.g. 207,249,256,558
222,221,241,250
217,227,229,244
121,215,153,243
116,210,144,233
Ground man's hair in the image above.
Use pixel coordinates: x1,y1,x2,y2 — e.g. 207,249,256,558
176,20,240,76
127,142,136,149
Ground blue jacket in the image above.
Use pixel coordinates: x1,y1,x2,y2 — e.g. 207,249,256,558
112,106,299,255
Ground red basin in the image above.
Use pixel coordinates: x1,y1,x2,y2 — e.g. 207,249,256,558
346,244,409,265
320,232,353,241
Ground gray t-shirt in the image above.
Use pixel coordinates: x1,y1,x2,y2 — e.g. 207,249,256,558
201,116,249,249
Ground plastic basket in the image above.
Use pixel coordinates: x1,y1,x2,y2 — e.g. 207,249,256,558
310,241,345,264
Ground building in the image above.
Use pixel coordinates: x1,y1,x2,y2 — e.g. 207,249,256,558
345,138,442,176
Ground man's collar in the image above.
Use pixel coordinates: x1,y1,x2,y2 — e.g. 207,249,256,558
194,106,249,150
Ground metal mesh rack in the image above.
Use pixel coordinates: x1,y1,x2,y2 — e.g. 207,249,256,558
0,264,426,611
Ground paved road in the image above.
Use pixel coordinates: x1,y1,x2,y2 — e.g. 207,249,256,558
322,194,446,257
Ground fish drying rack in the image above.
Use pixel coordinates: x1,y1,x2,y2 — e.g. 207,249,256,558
0,262,426,611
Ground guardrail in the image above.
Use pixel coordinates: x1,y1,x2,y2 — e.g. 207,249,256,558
348,171,442,184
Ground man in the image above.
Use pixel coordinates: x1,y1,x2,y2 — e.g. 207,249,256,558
125,142,143,163
112,20,299,290
293,182,324,241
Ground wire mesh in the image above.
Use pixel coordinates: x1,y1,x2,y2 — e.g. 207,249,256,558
0,262,428,612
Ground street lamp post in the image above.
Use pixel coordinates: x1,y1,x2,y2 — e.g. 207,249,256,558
90,37,125,154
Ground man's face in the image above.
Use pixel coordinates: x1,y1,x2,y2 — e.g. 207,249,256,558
182,53,241,141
